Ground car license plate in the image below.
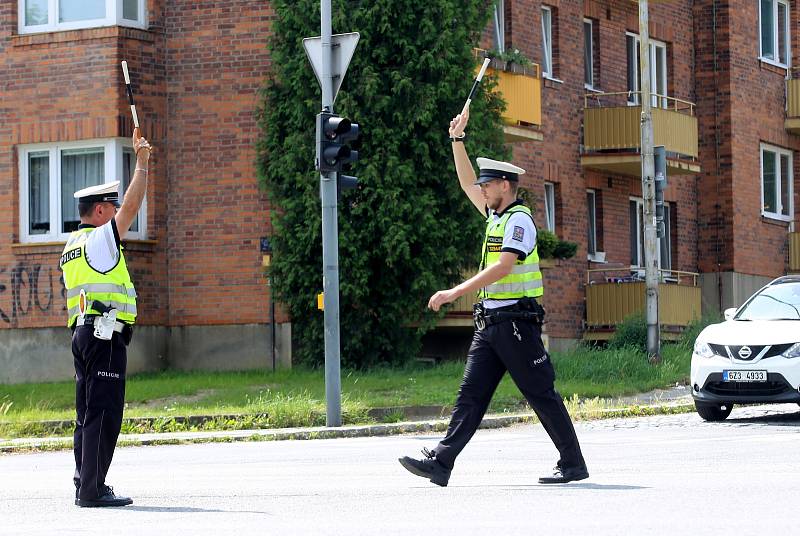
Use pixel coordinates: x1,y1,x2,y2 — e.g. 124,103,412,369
723,370,767,382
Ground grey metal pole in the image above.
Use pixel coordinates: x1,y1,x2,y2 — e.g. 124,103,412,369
320,0,343,426
638,0,661,362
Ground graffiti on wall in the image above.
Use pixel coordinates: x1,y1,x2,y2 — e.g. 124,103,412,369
0,264,65,325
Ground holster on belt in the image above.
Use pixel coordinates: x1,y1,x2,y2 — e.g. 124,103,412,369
473,298,545,330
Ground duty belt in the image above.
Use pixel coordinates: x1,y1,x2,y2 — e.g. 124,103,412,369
473,303,543,331
75,315,127,333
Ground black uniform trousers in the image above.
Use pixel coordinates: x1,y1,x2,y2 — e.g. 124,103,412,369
72,325,128,500
433,317,585,471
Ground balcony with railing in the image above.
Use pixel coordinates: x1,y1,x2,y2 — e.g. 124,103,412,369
584,267,701,341
790,232,800,272
475,51,543,143
786,76,800,134
581,92,700,177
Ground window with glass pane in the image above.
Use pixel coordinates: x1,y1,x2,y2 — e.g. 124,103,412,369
123,0,139,21
659,204,671,270
761,0,775,60
61,148,104,233
627,35,638,103
544,183,555,232
629,200,644,266
60,0,105,23
28,152,50,235
25,0,49,26
541,7,552,77
493,0,505,53
587,191,596,255
122,148,139,232
654,44,667,108
778,1,788,64
584,20,593,88
780,153,790,216
762,149,777,214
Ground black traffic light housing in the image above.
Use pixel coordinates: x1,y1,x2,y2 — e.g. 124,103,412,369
316,112,359,174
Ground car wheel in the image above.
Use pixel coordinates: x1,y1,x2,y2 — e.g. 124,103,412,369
695,401,733,421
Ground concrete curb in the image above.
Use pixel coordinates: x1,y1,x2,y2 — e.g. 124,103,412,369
0,399,695,454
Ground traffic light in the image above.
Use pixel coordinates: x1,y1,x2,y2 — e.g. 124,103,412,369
316,112,359,174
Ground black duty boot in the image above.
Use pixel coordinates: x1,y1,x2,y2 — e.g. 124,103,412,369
76,485,133,507
538,462,589,484
398,448,451,487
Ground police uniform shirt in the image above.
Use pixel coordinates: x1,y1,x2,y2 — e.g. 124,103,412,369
79,219,122,273
482,204,537,310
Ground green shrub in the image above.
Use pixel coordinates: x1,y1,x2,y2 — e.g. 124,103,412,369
537,229,558,259
553,240,578,260
608,313,648,353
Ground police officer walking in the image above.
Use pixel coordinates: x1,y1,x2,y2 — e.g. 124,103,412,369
60,127,151,507
399,110,588,486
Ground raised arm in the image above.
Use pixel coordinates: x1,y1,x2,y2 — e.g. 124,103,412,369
116,128,150,239
449,110,485,214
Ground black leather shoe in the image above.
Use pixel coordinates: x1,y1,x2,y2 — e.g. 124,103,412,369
76,486,133,507
399,448,451,487
538,464,589,484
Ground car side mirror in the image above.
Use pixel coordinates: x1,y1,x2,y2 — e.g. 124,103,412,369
723,307,737,321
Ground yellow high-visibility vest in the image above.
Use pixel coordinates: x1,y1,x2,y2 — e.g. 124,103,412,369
60,227,137,327
479,205,543,300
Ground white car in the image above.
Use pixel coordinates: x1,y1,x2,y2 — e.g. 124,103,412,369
691,276,800,421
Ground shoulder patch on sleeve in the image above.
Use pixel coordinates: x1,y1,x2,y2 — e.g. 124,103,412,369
512,225,524,242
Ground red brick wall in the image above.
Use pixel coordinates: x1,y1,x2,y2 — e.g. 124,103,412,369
162,1,276,325
501,0,698,339
0,0,169,328
0,0,279,331
694,0,800,278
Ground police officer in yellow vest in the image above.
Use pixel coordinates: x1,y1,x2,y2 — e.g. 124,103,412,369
60,128,151,507
399,109,588,486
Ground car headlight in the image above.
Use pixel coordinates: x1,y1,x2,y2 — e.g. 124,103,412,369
782,342,800,359
693,341,715,358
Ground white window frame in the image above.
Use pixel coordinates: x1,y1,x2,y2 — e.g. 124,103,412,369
493,0,505,54
626,33,668,108
759,0,791,68
18,138,147,243
760,143,794,221
18,0,147,35
583,18,595,90
630,197,671,269
544,182,556,232
541,6,553,78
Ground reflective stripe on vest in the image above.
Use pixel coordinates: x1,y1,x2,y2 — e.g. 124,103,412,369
479,205,544,300
61,227,137,327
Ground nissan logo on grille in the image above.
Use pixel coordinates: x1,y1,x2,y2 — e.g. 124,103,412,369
738,346,752,359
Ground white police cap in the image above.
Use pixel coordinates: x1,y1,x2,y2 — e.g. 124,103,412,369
475,157,526,185
73,181,121,207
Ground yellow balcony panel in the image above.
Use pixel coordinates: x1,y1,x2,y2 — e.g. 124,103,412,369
474,53,542,142
790,232,800,272
581,153,700,177
786,79,800,134
582,92,699,176
584,268,701,340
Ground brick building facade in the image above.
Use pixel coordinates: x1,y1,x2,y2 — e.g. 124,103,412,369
1,1,798,381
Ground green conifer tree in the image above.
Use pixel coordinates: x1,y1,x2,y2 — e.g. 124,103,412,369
257,0,508,367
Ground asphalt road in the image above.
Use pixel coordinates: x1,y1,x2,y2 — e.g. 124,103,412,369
2,403,799,535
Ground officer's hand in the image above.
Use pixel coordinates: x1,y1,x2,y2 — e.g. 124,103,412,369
428,289,458,312
133,128,152,165
449,108,469,138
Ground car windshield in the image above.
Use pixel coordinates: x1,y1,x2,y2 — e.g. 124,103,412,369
736,282,800,321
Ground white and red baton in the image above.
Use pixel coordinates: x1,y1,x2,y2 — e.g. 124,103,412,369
121,61,140,129
461,57,491,116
